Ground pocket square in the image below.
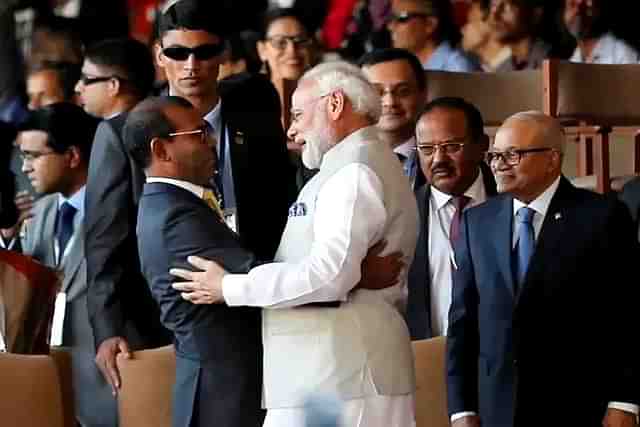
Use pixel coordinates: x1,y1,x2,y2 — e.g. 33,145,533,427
288,202,307,217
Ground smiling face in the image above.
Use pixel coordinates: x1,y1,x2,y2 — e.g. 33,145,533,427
388,0,435,54
258,16,313,82
362,59,425,138
157,29,223,100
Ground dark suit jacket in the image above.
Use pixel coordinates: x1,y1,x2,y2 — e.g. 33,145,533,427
406,163,496,339
85,114,171,350
137,182,264,427
217,72,297,260
447,176,639,427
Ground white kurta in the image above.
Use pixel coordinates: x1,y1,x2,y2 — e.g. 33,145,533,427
222,127,418,427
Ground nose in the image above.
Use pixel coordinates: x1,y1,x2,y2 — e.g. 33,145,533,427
287,123,297,141
184,53,198,70
284,40,296,56
74,79,83,94
381,90,396,108
21,158,32,173
432,146,447,163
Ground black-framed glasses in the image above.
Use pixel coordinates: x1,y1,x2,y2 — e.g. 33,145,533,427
387,11,430,24
20,150,60,162
167,125,212,146
485,147,555,166
79,73,123,86
161,43,226,61
265,35,313,51
416,138,468,156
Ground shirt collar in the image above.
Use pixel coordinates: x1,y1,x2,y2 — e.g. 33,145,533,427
424,41,454,70
57,185,86,218
203,100,222,131
570,32,619,63
146,177,206,199
431,168,487,211
513,176,561,218
393,137,416,158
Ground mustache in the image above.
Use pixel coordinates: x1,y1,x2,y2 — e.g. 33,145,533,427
430,161,454,175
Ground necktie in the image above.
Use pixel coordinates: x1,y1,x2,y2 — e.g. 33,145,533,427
212,121,225,206
449,195,471,244
515,206,536,286
203,189,224,219
56,202,77,258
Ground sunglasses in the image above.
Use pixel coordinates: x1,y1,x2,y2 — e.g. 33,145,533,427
79,73,123,86
387,11,430,24
161,43,226,61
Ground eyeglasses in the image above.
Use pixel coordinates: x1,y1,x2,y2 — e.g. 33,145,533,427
290,93,331,124
20,150,60,162
373,84,417,99
387,11,430,24
485,147,555,166
161,43,226,61
79,73,124,86
167,125,212,146
416,138,468,156
265,35,313,51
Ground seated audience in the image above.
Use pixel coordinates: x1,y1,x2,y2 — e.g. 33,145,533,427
461,0,511,71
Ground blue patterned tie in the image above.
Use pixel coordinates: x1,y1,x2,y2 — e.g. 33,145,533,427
515,206,535,286
57,202,77,257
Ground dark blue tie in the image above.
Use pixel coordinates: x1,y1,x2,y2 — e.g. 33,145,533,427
515,206,535,286
57,202,77,257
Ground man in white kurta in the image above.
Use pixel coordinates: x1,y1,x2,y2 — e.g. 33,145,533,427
172,62,419,427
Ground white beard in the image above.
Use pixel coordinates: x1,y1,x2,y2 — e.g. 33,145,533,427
301,120,333,170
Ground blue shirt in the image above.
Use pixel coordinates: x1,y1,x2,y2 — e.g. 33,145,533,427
423,41,481,72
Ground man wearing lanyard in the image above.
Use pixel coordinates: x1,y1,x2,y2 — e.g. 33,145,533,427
405,97,497,340
0,103,117,427
155,0,297,261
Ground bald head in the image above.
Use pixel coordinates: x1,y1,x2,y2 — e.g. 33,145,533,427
491,111,564,203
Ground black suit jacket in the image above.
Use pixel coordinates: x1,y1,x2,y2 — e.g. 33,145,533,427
86,114,171,350
406,163,496,339
138,182,264,427
217,72,297,260
447,176,639,427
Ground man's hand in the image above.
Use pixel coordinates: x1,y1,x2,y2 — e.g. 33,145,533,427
95,336,131,396
357,240,404,290
603,408,638,427
170,255,228,304
452,415,481,427
0,191,34,240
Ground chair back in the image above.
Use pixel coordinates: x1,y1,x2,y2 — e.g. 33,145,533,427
412,336,449,427
0,352,65,427
425,70,544,127
117,345,176,427
50,347,76,427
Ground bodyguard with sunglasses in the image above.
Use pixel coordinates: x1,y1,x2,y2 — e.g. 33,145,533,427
405,97,496,340
155,0,296,262
447,111,639,427
80,38,172,398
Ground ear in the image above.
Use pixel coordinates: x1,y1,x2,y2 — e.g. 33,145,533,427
150,137,171,162
425,16,439,37
326,91,346,120
256,40,268,62
107,77,121,97
154,41,166,70
67,146,83,169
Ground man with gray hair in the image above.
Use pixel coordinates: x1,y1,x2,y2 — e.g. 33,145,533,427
171,61,419,427
447,111,639,427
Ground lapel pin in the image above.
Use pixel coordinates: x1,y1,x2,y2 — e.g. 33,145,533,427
554,212,562,220
234,131,245,145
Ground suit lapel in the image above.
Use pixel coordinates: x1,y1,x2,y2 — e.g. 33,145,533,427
489,196,517,298
59,222,84,295
220,100,248,215
516,177,573,306
41,201,59,267
419,185,432,335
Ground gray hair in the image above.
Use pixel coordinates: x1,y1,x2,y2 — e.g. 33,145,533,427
299,61,382,122
504,110,565,154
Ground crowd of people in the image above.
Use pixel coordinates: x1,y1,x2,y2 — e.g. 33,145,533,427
1,1,640,427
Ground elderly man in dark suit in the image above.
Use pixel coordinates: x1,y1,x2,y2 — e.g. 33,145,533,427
406,97,495,340
447,111,639,427
123,96,264,427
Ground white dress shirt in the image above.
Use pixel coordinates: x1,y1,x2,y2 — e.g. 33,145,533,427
222,162,389,308
54,186,85,265
393,137,418,186
453,176,637,422
429,170,487,337
570,32,640,64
